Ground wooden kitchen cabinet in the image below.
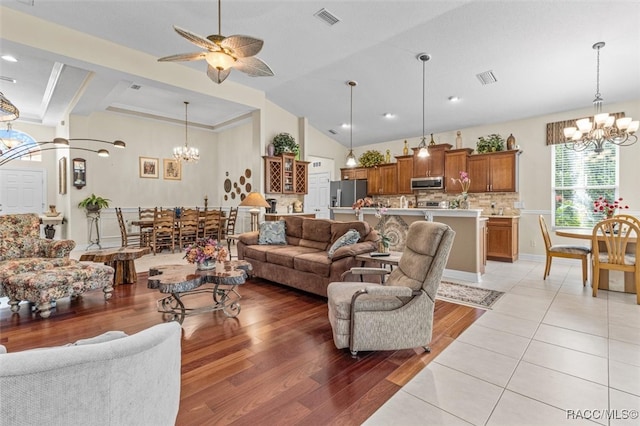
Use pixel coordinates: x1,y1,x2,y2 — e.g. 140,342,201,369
264,154,309,194
444,148,473,193
367,164,397,195
486,216,519,262
340,167,368,180
412,143,451,178
396,155,414,194
467,150,520,193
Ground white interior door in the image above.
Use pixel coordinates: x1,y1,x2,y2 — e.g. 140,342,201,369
0,168,45,214
305,172,331,219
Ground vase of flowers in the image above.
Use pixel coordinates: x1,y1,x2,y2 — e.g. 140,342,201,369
352,197,373,217
451,171,471,209
374,205,391,252
593,196,629,219
184,238,229,271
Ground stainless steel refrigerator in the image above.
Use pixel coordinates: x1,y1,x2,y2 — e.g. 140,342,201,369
330,180,368,217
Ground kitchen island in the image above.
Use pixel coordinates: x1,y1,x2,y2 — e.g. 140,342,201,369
332,207,486,283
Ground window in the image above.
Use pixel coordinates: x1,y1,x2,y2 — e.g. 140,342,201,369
552,143,619,228
0,127,41,164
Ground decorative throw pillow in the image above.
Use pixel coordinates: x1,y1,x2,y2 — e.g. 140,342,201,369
258,220,287,245
327,229,361,259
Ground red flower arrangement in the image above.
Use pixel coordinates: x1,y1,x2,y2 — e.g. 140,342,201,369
593,196,629,218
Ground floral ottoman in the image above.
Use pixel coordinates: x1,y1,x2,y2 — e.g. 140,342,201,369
3,263,115,318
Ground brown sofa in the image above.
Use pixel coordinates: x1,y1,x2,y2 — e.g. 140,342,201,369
237,217,378,297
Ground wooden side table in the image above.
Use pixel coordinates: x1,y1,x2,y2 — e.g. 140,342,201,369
80,246,151,285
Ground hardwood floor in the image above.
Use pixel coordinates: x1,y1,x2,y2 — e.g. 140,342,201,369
0,274,484,425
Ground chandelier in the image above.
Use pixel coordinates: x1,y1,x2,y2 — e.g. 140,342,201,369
345,80,357,167
563,42,638,154
174,101,199,163
0,92,19,122
416,53,431,158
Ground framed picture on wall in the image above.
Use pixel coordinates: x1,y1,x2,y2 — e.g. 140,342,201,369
58,157,67,194
139,157,159,178
72,158,86,188
163,158,181,180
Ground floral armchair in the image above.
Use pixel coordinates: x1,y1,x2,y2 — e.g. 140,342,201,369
0,214,76,298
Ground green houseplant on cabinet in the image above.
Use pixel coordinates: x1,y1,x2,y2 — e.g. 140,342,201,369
476,134,505,153
272,133,300,157
78,194,110,212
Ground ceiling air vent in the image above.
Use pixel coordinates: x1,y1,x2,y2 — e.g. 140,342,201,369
314,8,341,26
476,70,498,85
328,129,338,135
130,84,142,90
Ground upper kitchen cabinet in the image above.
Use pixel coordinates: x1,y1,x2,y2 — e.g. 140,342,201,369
340,167,368,180
412,144,451,178
396,155,414,194
367,164,397,195
444,148,474,193
467,150,521,193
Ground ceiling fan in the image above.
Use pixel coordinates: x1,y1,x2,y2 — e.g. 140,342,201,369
157,0,274,84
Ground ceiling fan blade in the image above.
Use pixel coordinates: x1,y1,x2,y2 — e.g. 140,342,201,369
234,57,274,77
221,35,264,58
157,52,206,62
207,65,231,84
173,26,220,51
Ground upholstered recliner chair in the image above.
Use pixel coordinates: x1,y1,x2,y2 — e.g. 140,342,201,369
327,221,455,357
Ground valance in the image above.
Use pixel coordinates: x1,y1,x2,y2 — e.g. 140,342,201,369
545,112,625,145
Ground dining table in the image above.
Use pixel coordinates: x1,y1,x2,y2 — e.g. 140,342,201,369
555,228,637,294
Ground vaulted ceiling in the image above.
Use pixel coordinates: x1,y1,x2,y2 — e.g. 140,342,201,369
1,1,638,147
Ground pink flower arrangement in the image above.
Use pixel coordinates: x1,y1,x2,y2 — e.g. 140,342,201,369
593,196,629,218
451,171,471,193
184,238,228,264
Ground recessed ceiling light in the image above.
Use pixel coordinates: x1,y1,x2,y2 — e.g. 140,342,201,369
448,96,460,102
1,55,17,63
341,123,350,128
383,113,395,118
0,76,17,83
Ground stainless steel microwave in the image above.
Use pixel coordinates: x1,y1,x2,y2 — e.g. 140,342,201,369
411,176,444,190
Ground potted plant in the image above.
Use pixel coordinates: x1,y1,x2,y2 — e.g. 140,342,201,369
476,134,505,153
78,194,110,212
272,133,299,157
358,150,385,167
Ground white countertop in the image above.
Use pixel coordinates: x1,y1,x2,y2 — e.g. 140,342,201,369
332,207,483,218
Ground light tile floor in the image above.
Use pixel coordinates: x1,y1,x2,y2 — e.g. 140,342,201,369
72,247,640,426
365,259,640,426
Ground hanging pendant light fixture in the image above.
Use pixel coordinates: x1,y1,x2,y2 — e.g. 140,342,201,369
563,42,637,153
416,53,431,158
345,80,358,167
0,92,19,122
173,101,200,163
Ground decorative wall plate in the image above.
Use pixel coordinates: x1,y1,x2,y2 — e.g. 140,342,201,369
240,176,245,184
233,182,238,188
236,187,241,194
245,168,251,178
224,195,228,201
240,193,246,201
231,192,236,199
224,179,232,193
245,183,252,192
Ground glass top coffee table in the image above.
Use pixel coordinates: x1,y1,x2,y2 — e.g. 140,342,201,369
148,260,252,324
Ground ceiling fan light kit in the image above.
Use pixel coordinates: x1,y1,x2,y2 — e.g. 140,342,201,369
158,0,274,84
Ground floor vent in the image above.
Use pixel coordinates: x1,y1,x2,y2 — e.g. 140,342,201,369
314,8,341,26
476,70,498,85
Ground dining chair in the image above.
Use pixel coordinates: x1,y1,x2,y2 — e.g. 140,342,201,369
177,208,199,249
615,214,640,228
225,207,238,242
115,207,142,247
138,207,156,247
151,208,175,255
539,215,591,284
201,209,222,240
592,217,639,304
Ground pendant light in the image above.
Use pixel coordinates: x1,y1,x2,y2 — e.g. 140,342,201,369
173,101,199,163
345,80,358,167
563,42,637,153
417,53,431,158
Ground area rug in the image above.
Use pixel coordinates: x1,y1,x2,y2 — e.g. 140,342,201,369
436,281,504,310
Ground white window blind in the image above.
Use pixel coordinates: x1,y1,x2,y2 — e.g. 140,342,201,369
552,144,619,228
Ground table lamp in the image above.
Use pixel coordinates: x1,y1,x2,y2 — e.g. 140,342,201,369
239,192,270,231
